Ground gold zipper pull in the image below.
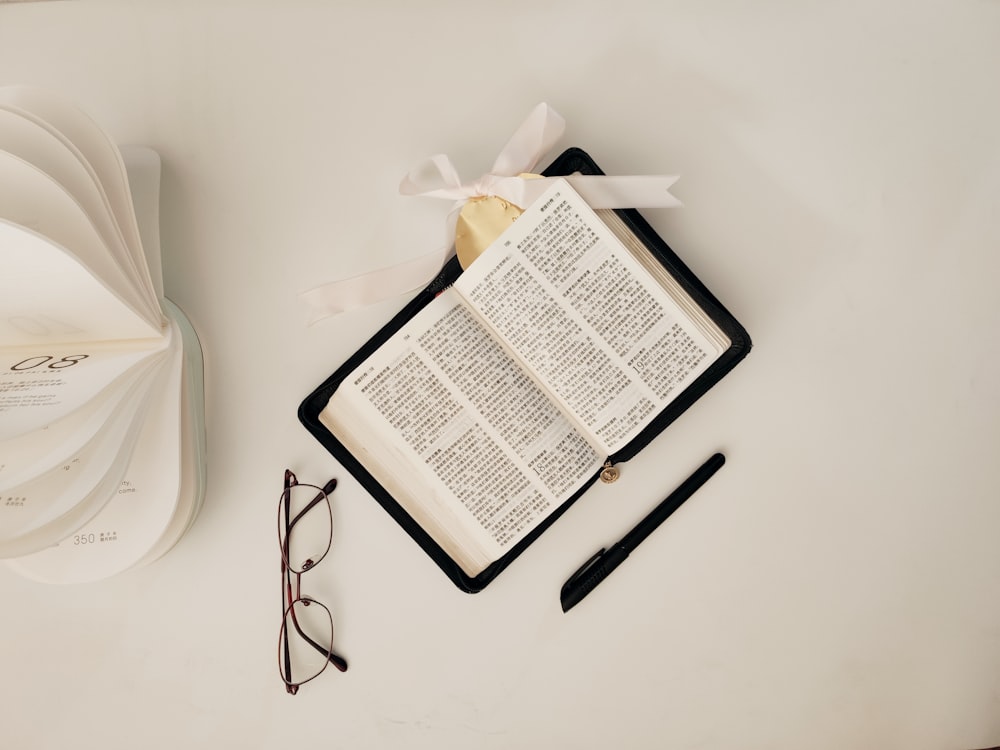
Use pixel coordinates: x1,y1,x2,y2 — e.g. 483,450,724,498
599,460,620,484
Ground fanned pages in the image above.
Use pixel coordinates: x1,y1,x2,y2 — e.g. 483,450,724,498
8,303,206,583
0,87,205,582
0,86,160,317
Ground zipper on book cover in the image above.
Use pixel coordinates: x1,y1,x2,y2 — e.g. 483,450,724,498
599,459,620,484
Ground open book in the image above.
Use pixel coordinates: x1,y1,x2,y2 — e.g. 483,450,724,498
302,149,750,591
0,87,206,583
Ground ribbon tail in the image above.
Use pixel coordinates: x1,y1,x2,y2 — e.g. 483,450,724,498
298,246,453,324
498,174,683,211
563,175,682,209
490,103,566,176
400,153,466,197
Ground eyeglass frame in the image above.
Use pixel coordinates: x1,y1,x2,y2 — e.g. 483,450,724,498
278,469,348,694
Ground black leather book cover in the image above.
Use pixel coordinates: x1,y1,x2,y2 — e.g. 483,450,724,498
299,148,752,593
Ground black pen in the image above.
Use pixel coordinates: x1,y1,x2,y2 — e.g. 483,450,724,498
560,452,726,612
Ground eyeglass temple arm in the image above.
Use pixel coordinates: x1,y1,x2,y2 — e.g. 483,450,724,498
285,479,338,530
282,564,349,673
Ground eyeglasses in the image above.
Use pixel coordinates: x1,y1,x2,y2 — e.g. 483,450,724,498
278,469,348,694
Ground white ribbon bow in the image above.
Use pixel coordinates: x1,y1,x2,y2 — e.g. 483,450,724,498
300,103,680,323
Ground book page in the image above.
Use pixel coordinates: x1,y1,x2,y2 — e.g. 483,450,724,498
322,288,605,575
456,179,726,453
0,362,157,558
0,220,162,346
0,334,168,443
0,152,161,332
0,105,155,314
6,311,188,576
0,357,154,489
0,87,160,318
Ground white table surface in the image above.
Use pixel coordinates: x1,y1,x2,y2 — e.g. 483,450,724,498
2,2,998,749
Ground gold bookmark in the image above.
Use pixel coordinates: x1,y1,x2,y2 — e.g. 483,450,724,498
454,173,542,269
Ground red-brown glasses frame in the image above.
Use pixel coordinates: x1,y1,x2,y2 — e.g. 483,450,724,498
278,469,348,694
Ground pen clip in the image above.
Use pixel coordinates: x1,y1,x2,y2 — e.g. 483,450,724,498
563,547,607,589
